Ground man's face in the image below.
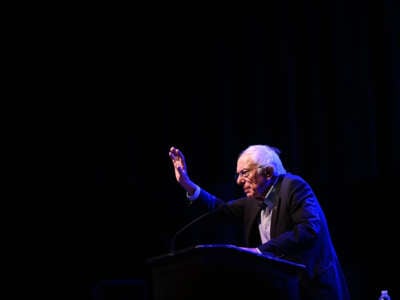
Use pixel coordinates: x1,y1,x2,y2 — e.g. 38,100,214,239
236,157,265,199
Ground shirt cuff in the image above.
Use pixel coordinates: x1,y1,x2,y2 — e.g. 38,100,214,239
187,185,200,201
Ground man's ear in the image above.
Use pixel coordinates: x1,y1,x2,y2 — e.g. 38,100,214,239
258,166,274,179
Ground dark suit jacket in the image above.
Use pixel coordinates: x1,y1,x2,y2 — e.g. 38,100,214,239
195,173,350,300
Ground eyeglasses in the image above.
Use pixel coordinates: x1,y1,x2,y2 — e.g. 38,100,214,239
235,167,258,180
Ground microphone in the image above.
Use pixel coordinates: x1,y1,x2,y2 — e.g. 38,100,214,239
169,204,226,253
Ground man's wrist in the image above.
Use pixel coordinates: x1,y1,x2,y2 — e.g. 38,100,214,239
187,184,200,201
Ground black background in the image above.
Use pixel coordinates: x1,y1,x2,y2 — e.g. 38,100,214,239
35,2,399,299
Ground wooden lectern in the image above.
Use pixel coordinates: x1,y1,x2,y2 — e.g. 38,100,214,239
146,244,306,300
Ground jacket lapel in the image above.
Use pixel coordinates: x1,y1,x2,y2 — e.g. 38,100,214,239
245,200,263,246
269,175,284,238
